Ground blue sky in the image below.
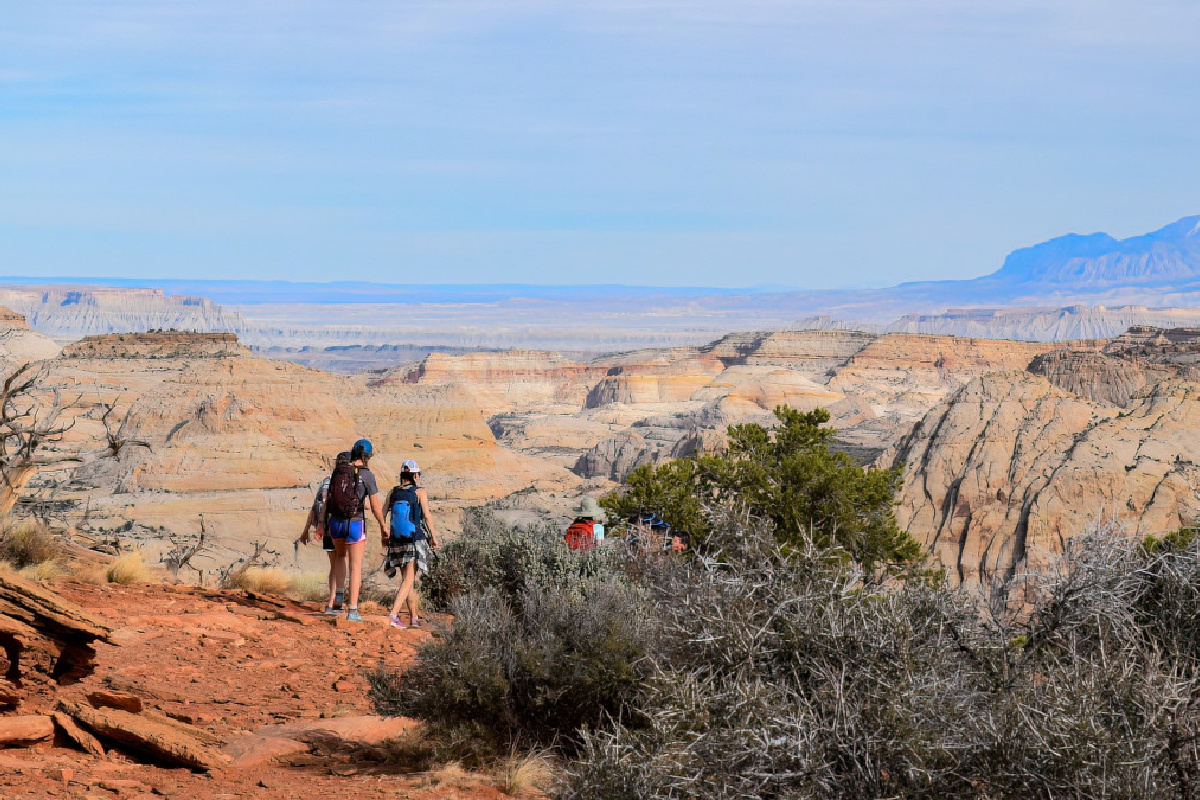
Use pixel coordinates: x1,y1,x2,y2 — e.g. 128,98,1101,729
1,1,1197,288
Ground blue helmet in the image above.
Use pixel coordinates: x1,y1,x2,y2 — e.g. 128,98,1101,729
351,438,374,459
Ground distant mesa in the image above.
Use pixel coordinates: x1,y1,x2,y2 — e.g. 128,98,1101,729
0,306,29,328
61,331,248,359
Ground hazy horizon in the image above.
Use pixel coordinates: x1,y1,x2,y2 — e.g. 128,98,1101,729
3,2,1198,288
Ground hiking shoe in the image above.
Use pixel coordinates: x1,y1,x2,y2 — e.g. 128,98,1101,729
346,609,363,623
333,591,345,610
322,607,339,616
389,614,407,629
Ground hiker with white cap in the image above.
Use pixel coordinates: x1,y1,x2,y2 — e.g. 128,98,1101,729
565,497,606,550
383,459,438,629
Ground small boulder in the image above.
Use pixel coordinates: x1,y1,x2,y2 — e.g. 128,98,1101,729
0,715,54,747
64,703,226,771
86,690,144,713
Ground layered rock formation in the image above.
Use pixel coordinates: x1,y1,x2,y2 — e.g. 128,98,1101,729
894,372,1200,585
11,333,577,578
4,315,1196,589
0,287,247,343
0,306,61,370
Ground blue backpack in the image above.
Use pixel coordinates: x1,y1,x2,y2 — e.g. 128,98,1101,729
389,485,423,544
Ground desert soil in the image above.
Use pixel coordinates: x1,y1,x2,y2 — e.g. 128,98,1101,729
2,579,516,800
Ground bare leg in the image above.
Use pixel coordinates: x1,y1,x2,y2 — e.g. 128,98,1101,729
389,561,416,617
406,577,421,624
346,539,365,609
328,539,348,610
325,550,338,602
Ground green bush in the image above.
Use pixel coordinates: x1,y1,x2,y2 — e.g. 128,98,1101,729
602,406,922,574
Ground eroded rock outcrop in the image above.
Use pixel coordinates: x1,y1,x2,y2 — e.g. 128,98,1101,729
1027,349,1166,406
894,373,1200,585
0,571,114,710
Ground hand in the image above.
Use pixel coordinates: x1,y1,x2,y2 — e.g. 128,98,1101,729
299,531,310,546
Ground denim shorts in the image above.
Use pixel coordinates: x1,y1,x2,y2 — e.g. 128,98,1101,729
327,518,366,545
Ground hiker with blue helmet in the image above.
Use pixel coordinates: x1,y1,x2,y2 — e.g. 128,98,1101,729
322,438,386,622
383,459,438,629
298,450,352,612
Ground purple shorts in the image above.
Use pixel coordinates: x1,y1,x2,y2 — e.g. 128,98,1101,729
327,518,366,545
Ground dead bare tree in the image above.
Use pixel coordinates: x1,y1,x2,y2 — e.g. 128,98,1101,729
161,514,209,580
96,398,152,459
217,539,282,588
0,362,78,514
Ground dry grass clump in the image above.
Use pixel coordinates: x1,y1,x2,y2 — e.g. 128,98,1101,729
503,752,554,796
289,570,330,603
19,559,66,583
225,566,292,595
0,519,62,568
71,561,111,585
106,551,152,584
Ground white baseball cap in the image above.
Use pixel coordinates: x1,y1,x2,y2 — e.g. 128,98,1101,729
401,459,421,473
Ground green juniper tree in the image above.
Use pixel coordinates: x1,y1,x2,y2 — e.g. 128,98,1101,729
602,406,921,573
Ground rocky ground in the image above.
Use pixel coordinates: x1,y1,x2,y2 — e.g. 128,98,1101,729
1,577,524,800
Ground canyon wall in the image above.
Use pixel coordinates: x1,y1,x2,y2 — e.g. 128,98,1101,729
895,329,1200,585
2,307,1196,586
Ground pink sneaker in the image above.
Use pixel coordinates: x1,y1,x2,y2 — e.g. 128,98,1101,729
389,614,408,629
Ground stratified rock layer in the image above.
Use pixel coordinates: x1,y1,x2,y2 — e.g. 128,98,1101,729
894,373,1200,584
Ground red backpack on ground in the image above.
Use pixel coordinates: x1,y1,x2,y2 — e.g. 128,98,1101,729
565,519,596,551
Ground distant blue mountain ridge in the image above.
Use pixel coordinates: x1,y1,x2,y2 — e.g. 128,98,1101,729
988,214,1200,287
1,216,1199,313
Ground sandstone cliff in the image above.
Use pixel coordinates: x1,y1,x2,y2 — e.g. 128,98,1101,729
0,287,247,342
894,372,1200,585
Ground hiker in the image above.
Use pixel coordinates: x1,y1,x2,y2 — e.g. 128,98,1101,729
323,438,386,622
383,460,438,629
651,517,673,551
299,451,351,612
564,497,606,551
626,512,659,551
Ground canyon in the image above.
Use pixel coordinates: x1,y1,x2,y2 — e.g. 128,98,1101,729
1,302,1196,585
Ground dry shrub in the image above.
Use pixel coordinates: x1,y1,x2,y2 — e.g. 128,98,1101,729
563,518,1200,800
106,551,151,584
71,562,111,585
225,566,292,595
503,752,554,796
289,571,329,603
0,519,62,568
19,559,65,583
429,761,469,784
371,579,652,757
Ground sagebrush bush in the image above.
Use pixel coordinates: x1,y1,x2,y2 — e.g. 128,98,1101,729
563,518,1200,800
0,519,62,568
381,507,1200,798
422,508,625,611
371,577,653,756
